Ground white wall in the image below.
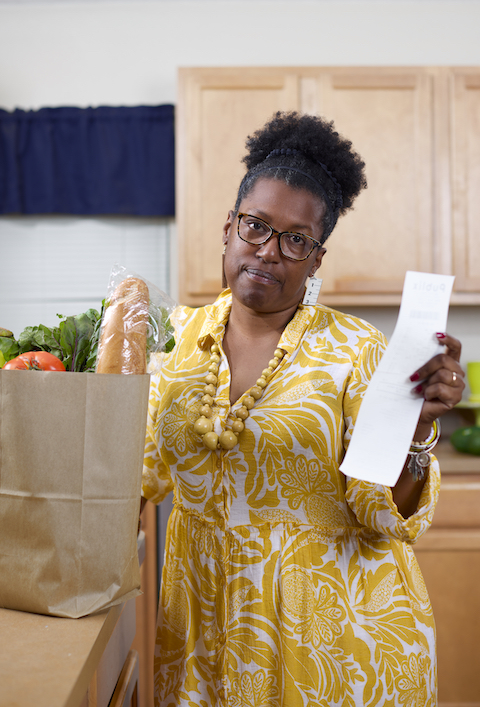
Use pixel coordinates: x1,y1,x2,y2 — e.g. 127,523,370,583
1,1,480,110
1,216,173,332
0,0,479,383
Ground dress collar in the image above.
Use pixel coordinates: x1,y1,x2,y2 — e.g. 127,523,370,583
197,289,232,350
197,289,316,355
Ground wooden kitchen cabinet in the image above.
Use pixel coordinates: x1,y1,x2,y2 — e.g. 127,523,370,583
176,68,298,306
131,500,158,707
0,588,137,707
415,441,480,706
176,66,480,307
288,68,435,302
450,68,480,294
0,532,151,707
80,600,138,707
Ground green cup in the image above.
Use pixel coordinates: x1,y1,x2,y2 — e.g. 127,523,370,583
467,361,480,402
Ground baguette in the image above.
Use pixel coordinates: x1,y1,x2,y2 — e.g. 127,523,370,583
96,277,149,374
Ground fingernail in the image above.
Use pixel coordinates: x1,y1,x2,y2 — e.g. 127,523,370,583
410,372,420,382
436,332,446,339
414,384,423,394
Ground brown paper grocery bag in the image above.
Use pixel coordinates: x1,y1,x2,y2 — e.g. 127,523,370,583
0,370,150,618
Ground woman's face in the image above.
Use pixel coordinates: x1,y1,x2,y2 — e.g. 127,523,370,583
223,177,327,315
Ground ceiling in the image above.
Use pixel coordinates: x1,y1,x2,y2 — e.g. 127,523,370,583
1,0,474,3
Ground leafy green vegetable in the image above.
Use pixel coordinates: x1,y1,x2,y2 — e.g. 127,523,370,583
18,324,63,360
162,310,175,353
5,308,102,372
1,297,174,372
84,302,105,372
0,336,20,366
57,309,102,372
148,306,175,355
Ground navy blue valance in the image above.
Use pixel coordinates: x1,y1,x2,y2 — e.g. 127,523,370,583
0,105,175,216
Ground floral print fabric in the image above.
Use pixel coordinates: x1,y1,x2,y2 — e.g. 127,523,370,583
142,289,440,707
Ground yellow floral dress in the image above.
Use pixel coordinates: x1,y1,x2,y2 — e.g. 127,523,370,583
142,289,440,707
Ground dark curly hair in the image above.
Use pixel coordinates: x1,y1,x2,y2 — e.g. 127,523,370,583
234,111,367,244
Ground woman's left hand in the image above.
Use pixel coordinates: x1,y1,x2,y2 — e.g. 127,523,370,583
394,333,465,517
410,332,465,431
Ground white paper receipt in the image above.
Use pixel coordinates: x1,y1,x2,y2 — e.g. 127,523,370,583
339,271,455,486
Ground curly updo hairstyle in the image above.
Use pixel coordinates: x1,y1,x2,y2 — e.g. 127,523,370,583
234,111,367,244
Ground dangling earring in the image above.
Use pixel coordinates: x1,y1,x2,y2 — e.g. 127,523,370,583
302,276,322,305
222,243,227,288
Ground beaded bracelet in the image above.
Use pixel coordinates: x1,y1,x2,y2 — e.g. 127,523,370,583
407,419,441,481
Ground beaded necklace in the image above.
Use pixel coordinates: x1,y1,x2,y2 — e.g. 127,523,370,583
193,342,285,451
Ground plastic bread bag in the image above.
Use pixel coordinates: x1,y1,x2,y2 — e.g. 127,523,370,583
96,264,176,375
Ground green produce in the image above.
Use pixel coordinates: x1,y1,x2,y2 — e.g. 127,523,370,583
450,426,480,456
0,300,174,371
151,306,175,354
0,335,20,367
0,307,103,372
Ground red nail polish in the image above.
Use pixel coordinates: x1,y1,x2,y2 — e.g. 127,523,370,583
414,384,423,394
410,372,420,382
436,332,446,339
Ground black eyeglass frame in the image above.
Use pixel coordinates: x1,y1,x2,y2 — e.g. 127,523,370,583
236,212,322,262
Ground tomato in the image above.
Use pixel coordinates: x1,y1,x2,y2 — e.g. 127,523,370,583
3,351,66,371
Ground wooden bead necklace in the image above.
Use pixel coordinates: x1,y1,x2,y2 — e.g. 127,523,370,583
194,342,285,451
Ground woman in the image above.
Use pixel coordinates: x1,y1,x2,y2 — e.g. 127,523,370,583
142,112,464,706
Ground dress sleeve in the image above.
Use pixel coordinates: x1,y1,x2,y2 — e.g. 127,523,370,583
141,373,174,505
341,331,441,543
345,459,440,543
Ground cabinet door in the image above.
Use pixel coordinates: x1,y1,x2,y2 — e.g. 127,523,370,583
301,68,435,304
177,67,475,307
415,444,480,704
177,68,299,306
451,69,480,297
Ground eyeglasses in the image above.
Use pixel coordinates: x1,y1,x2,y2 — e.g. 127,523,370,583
237,213,322,262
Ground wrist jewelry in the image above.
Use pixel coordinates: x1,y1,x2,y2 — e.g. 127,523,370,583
407,419,441,481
